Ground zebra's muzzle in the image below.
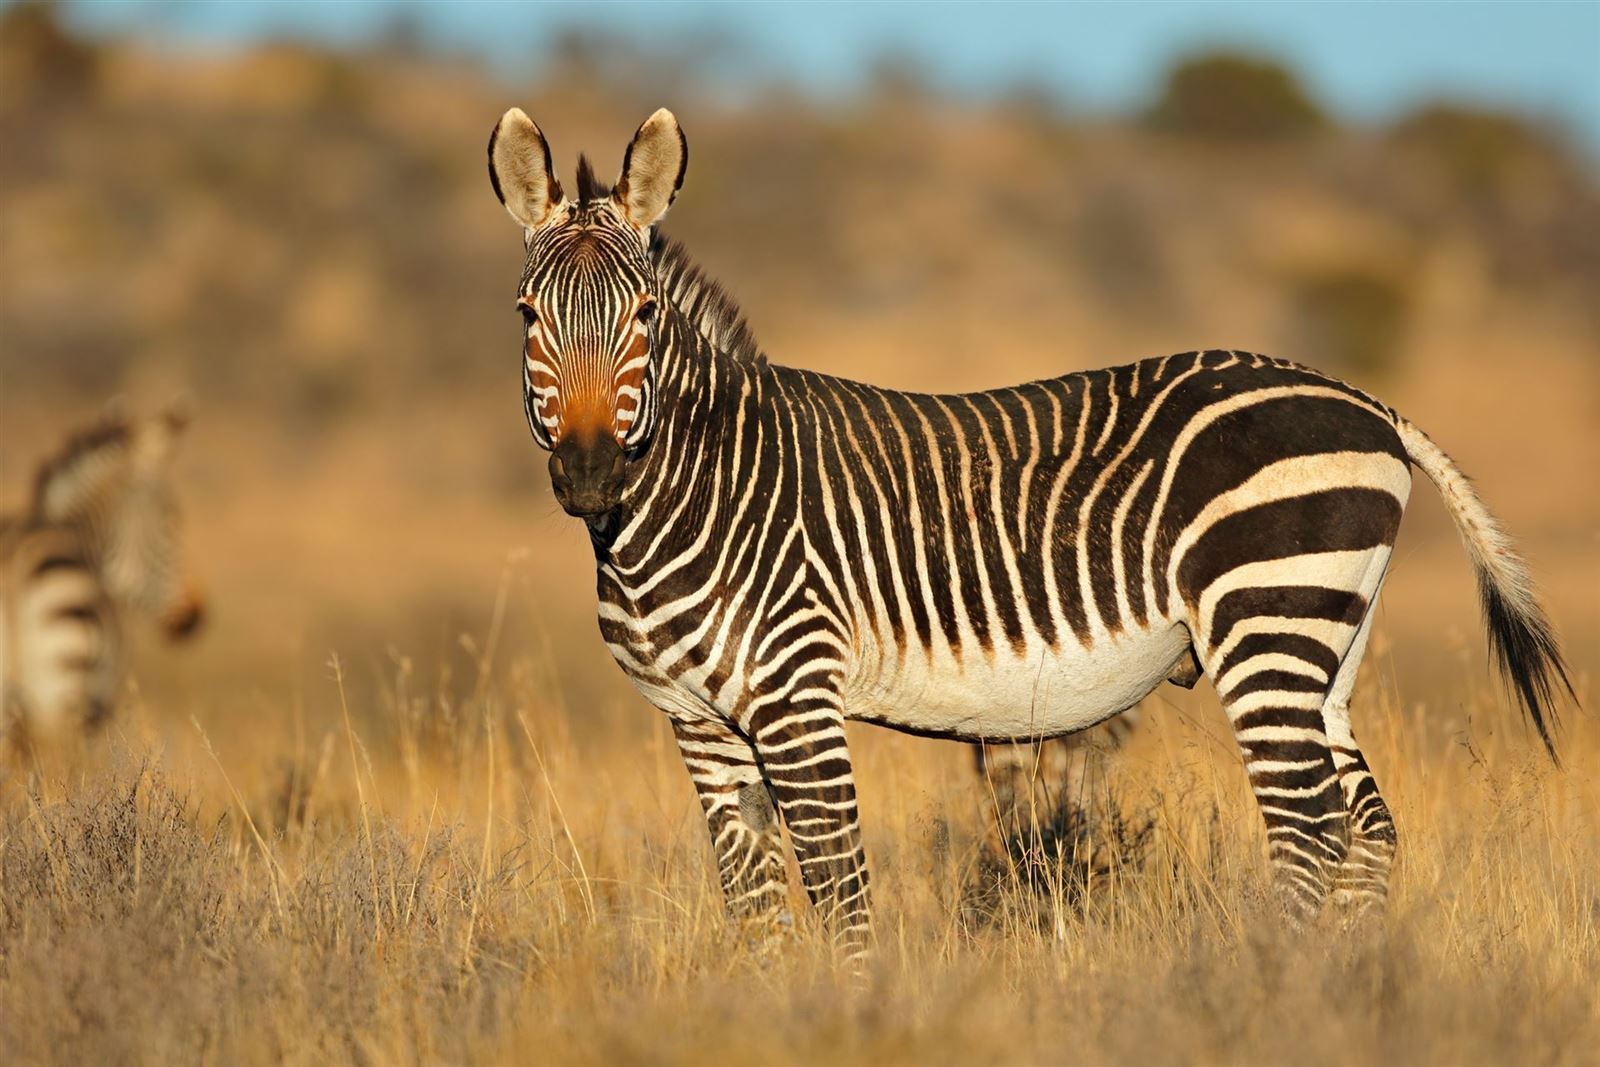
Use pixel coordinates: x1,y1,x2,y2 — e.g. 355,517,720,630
550,434,625,517
163,591,206,641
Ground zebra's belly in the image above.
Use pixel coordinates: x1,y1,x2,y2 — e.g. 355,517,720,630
844,623,1190,740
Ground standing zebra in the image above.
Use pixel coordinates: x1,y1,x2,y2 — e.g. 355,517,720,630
973,711,1143,872
487,109,1571,962
1,408,204,754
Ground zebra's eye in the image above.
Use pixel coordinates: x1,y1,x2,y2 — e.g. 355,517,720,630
517,298,538,327
636,300,657,326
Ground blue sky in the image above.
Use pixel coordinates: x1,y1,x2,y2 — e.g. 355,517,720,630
67,1,1600,149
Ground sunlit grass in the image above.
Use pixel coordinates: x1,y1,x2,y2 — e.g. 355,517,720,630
2,617,1594,1066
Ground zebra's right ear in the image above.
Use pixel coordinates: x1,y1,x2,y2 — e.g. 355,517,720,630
489,108,564,231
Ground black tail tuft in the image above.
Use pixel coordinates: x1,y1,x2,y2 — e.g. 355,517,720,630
1477,569,1574,764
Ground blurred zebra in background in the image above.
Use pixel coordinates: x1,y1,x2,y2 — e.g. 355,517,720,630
973,714,1141,860
1,407,203,755
971,648,1194,872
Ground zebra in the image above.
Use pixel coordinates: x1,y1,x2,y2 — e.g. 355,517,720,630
973,647,1193,876
1,407,204,755
486,108,1572,962
973,711,1142,874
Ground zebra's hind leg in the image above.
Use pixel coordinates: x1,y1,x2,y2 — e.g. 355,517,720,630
973,738,1079,859
1206,599,1359,922
1321,606,1398,919
670,719,793,944
973,711,1140,875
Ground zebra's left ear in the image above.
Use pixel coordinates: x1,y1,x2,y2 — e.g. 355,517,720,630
613,108,687,231
133,399,192,467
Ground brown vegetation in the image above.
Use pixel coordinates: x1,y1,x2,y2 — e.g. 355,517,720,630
1,7,1597,1064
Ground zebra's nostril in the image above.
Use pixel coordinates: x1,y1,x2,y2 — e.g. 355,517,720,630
165,598,205,641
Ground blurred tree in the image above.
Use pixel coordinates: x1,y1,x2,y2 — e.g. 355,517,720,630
1288,266,1412,377
1147,51,1328,141
375,9,427,60
1389,103,1571,203
0,0,100,110
865,52,936,110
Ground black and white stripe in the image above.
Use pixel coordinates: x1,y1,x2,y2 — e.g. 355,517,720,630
488,110,1572,961
973,708,1144,865
1,411,202,752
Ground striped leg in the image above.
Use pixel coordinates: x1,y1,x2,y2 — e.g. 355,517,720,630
671,719,792,931
1321,607,1397,916
1207,593,1363,920
973,710,1140,856
750,699,871,964
973,738,1077,850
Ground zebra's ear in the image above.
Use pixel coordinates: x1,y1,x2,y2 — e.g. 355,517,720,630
613,108,687,231
489,108,564,230
133,411,183,467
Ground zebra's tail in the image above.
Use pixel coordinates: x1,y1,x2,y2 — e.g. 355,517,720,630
1397,418,1573,761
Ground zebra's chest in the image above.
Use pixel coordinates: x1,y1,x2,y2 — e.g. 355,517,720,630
844,624,1190,740
594,577,744,723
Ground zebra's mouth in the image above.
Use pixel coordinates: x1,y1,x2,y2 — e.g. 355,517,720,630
549,434,625,517
163,592,206,641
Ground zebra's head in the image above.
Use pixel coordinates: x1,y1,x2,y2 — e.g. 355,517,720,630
488,107,687,518
33,405,205,641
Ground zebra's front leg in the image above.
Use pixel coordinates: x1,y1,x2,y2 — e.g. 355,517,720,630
749,698,872,966
671,718,793,939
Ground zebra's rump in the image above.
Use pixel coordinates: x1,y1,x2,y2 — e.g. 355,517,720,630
1,519,118,735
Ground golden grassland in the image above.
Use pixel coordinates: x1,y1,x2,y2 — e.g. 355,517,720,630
3,16,1600,1065
1,625,1596,1066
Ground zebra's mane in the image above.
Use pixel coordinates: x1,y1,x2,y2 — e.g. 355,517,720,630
650,233,766,368
573,154,609,208
30,416,134,521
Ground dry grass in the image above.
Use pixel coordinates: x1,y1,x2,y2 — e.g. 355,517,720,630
3,14,1598,1065
2,624,1595,1067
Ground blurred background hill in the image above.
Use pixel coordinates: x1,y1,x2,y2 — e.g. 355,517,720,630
3,7,1598,1061
0,0,1595,744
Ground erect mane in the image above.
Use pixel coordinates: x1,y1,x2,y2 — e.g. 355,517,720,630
649,233,765,368
31,416,134,520
573,154,610,208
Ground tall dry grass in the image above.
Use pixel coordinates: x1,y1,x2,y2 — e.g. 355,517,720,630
2,604,1594,1066
3,13,1597,1064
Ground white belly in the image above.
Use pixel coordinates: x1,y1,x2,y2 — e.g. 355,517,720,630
844,623,1191,740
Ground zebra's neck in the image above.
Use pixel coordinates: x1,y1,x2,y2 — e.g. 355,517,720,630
32,423,136,560
596,306,756,560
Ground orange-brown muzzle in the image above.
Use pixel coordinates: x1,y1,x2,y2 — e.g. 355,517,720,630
163,584,207,641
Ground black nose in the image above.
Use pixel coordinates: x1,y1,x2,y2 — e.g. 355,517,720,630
550,434,626,517
164,594,206,641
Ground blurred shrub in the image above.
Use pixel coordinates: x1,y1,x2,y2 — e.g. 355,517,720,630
1287,266,1413,377
1389,103,1570,202
0,0,100,109
1147,51,1328,141
1070,185,1172,313
1,15,1592,416
1384,104,1600,297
